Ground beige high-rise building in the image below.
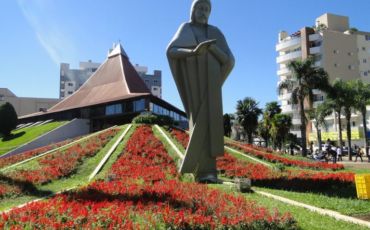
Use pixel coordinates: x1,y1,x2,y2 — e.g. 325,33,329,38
276,13,370,145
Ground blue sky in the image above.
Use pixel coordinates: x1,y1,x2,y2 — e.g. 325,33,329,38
1,0,370,114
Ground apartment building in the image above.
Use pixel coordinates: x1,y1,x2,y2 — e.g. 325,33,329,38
134,64,162,98
60,60,101,99
276,13,370,145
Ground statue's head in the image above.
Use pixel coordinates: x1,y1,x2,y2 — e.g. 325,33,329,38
190,0,211,25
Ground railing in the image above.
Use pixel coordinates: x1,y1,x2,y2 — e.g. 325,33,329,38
276,37,301,52
276,51,302,64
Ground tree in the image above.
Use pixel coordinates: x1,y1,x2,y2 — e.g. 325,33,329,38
270,113,292,150
352,80,370,155
0,102,18,136
236,97,262,144
223,113,232,137
307,102,332,152
278,56,330,156
259,101,282,147
326,80,347,155
342,81,356,161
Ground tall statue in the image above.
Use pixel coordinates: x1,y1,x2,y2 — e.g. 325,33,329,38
167,0,234,183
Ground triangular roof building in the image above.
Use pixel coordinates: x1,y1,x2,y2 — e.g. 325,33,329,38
20,44,186,130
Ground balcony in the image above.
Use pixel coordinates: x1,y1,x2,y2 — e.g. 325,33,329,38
276,37,301,52
309,46,321,55
278,93,292,101
309,33,321,42
281,104,299,113
292,118,302,125
276,51,302,64
277,67,291,76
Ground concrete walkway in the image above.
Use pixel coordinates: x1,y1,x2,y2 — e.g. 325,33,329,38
255,190,370,228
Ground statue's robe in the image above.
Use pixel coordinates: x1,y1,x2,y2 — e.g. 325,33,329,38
167,22,234,174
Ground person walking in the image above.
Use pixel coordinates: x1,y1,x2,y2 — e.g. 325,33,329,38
355,147,364,162
336,146,342,162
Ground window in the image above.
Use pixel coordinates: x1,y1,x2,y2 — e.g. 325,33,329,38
68,91,73,94
365,35,370,41
153,80,158,85
334,63,338,67
0,94,3,101
68,83,74,86
348,65,354,70
153,87,158,91
333,49,339,54
105,104,122,115
352,121,356,127
134,99,145,112
364,59,367,63
364,72,368,77
348,52,353,56
362,47,366,51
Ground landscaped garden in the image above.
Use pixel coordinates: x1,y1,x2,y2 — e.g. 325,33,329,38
0,124,369,229
0,121,67,156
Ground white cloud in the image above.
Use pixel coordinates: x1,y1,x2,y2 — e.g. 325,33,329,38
17,0,76,65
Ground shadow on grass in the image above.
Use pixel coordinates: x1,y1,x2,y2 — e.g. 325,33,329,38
2,132,26,142
0,174,53,197
253,179,356,198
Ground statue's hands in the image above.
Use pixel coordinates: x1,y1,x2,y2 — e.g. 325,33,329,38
193,39,217,55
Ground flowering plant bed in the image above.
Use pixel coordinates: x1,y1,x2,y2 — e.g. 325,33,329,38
169,128,355,192
0,125,298,229
0,138,77,169
226,141,344,171
0,128,118,199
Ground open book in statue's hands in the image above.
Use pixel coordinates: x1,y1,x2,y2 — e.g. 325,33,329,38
193,39,217,54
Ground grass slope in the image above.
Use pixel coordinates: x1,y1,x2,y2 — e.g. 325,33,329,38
0,121,67,156
212,184,369,230
0,126,124,212
255,187,370,216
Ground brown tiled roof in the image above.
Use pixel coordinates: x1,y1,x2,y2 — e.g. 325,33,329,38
47,44,150,113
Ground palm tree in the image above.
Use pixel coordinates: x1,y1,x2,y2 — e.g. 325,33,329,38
343,82,356,161
352,80,370,155
259,102,282,147
278,56,330,156
326,80,346,155
236,97,262,144
270,113,292,150
308,102,332,152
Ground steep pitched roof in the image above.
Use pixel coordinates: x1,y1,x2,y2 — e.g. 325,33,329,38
48,44,150,113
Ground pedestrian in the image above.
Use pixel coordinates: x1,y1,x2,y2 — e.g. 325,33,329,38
355,147,364,162
336,146,342,162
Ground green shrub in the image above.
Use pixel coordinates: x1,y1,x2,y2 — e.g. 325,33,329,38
132,113,174,126
0,102,18,136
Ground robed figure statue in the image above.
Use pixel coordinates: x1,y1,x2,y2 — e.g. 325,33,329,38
167,0,234,182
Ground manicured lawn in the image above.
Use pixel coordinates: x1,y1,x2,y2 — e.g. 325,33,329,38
0,121,67,156
255,187,370,216
212,184,369,230
0,126,124,211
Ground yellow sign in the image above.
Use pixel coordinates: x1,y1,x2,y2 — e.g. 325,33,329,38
309,130,363,141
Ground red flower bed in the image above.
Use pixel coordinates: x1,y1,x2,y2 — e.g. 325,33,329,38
7,129,118,184
169,128,354,191
0,126,297,229
227,142,344,171
0,128,118,200
0,138,76,169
